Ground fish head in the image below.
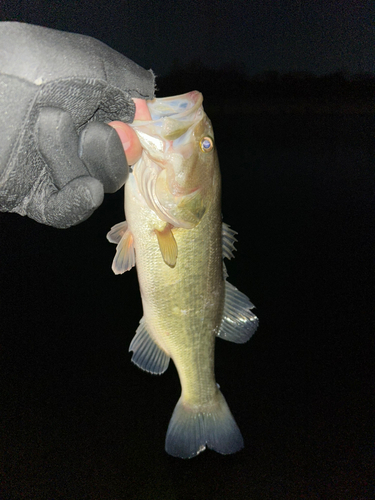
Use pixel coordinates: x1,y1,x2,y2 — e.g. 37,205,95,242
131,91,220,228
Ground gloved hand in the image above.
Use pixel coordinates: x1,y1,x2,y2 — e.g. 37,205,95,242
0,22,155,228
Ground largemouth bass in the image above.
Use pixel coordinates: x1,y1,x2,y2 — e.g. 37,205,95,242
107,91,258,458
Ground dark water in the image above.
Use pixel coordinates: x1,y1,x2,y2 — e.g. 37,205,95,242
0,115,373,499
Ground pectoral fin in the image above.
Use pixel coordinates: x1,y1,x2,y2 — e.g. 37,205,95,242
217,281,258,343
129,318,170,375
155,223,178,268
107,221,136,274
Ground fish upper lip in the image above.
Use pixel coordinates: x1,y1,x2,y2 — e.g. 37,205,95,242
132,91,204,126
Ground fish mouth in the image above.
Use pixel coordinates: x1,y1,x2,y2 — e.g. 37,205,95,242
132,91,204,144
140,91,203,121
131,92,208,228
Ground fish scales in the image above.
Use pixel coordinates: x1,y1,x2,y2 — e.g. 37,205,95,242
107,91,258,458
126,171,222,403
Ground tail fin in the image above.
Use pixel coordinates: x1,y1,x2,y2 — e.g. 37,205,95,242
165,390,244,459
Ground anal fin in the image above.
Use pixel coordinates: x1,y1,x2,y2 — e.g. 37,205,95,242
129,318,170,375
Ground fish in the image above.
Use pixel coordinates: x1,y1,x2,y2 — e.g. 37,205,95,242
107,91,258,458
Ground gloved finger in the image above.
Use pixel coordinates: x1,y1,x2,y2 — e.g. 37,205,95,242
43,176,104,228
36,107,90,188
35,107,105,227
78,122,128,193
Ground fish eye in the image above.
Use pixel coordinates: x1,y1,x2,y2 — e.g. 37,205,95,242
199,136,214,153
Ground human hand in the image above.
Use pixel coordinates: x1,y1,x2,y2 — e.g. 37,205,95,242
108,98,153,166
0,22,155,228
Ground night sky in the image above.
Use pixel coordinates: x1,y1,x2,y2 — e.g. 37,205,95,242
1,0,374,77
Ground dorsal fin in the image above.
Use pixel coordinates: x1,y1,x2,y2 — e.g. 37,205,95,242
222,222,238,260
217,281,258,343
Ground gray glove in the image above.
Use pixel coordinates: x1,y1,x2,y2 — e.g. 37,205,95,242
0,22,155,228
